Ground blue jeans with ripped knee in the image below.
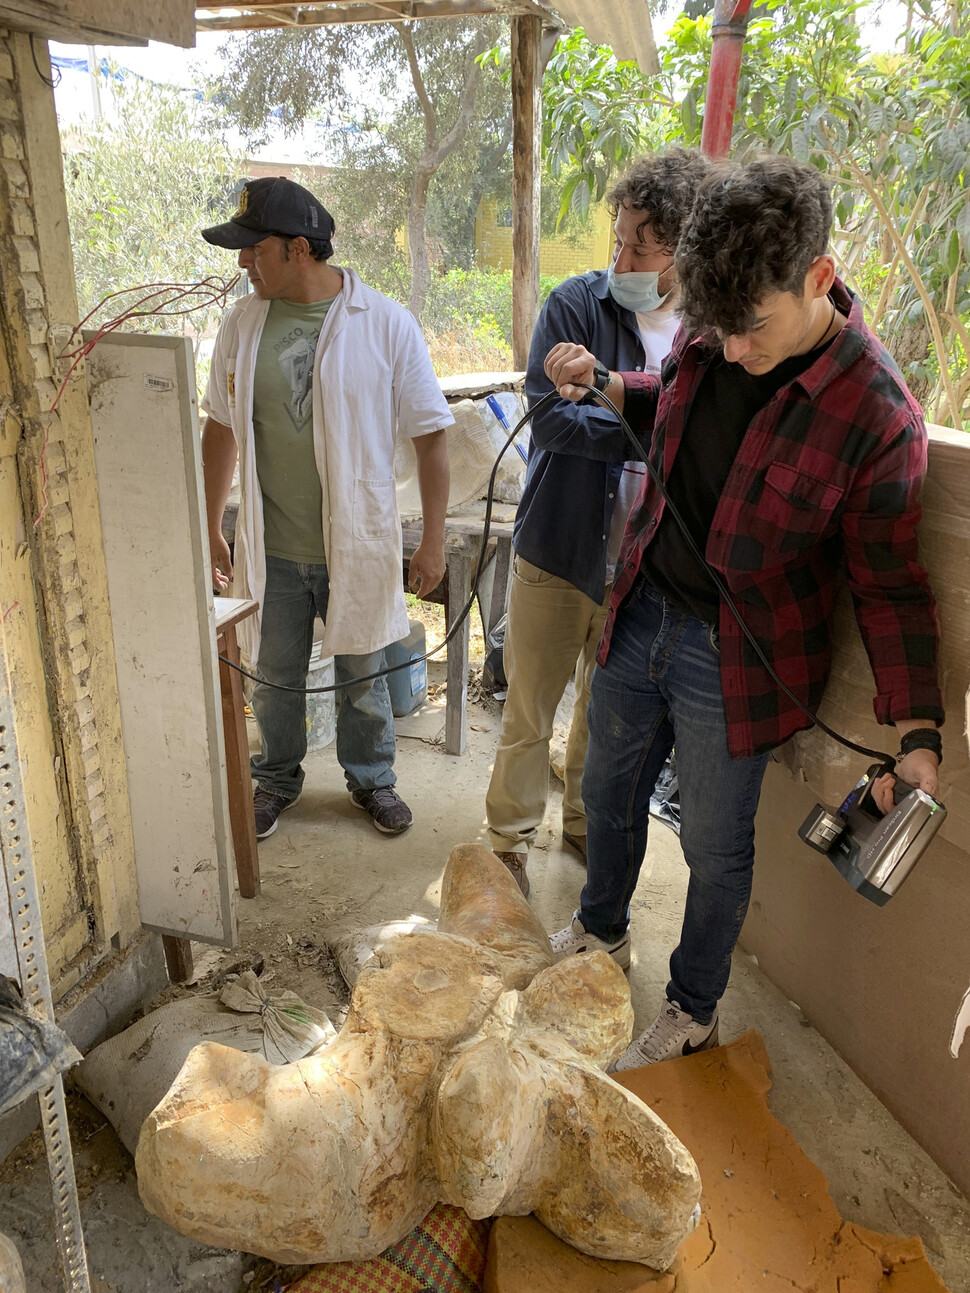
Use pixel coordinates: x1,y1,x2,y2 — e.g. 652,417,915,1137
580,579,769,1024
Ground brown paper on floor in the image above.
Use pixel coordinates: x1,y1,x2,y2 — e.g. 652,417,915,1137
483,1031,950,1293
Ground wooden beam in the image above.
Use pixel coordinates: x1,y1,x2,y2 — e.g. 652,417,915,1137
0,0,195,47
196,1,508,30
162,935,195,984
510,13,541,371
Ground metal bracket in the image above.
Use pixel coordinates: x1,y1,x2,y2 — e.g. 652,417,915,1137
0,645,92,1293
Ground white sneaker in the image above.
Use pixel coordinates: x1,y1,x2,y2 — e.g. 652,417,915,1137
608,999,719,1071
549,912,631,970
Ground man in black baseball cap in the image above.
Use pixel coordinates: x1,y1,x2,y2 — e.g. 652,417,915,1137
202,175,336,252
200,174,452,845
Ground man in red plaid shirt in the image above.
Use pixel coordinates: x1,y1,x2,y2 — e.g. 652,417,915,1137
544,156,944,1068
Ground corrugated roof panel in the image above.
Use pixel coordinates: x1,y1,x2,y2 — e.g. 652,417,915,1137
193,3,658,72
549,0,658,75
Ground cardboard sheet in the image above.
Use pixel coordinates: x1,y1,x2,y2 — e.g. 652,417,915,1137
483,1032,949,1292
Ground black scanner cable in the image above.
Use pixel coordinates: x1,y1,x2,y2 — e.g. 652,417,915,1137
217,389,560,697
218,381,897,769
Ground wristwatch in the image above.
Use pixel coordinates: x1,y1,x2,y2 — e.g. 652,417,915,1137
592,359,613,393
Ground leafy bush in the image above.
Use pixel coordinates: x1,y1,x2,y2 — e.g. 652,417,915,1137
62,72,243,346
423,267,565,346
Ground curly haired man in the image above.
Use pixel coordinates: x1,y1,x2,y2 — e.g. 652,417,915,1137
545,156,943,1066
485,149,711,896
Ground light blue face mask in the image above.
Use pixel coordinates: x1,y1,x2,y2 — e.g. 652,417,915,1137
607,264,670,313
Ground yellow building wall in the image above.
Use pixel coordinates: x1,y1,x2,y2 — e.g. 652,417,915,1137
475,200,613,278
0,32,141,1003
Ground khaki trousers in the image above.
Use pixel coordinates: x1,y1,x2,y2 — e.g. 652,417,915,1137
486,555,611,854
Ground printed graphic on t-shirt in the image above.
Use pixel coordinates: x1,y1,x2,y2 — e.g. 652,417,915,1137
275,326,320,430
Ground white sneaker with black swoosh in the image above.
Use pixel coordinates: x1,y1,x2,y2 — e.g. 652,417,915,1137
549,911,631,970
608,1000,719,1072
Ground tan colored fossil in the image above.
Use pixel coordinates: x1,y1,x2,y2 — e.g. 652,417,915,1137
136,844,701,1271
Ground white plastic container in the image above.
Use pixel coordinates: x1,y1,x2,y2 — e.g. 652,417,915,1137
385,619,428,717
305,639,336,752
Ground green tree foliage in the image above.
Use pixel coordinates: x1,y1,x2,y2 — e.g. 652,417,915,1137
62,72,242,344
541,30,673,225
213,19,509,322
543,1,970,428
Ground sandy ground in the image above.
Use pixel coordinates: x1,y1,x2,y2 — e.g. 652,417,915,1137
1,647,969,1292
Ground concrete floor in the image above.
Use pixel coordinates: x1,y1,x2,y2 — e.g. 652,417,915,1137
1,667,968,1292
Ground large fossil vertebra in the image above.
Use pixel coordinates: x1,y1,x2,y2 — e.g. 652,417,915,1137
136,843,701,1271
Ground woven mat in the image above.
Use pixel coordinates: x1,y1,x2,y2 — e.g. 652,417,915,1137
287,1202,491,1293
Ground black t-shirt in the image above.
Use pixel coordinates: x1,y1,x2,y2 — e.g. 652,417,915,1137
640,338,834,622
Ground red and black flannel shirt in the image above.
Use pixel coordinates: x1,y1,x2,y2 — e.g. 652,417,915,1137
599,279,943,759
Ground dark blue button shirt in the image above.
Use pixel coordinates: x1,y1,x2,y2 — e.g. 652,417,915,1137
514,270,647,602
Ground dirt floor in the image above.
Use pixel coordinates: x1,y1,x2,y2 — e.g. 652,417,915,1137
1,630,969,1292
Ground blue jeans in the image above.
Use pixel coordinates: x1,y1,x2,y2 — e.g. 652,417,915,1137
250,556,397,800
581,581,769,1023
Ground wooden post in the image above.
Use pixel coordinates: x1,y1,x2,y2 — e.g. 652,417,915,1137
217,622,260,899
700,0,754,158
511,14,541,371
445,542,471,756
162,935,194,985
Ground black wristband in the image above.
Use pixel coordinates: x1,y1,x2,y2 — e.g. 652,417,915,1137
592,359,612,393
897,726,942,766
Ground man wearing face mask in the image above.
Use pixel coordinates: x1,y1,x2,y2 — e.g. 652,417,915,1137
545,157,942,1067
484,149,712,897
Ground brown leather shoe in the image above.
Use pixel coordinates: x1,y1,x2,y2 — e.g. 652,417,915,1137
561,829,587,862
494,850,530,897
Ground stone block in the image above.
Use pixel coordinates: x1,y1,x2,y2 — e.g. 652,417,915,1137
27,344,50,378
51,503,73,539
65,619,87,652
68,645,89,676
0,123,21,159
74,694,94,729
0,159,28,197
0,84,19,121
19,271,43,309
91,818,112,848
55,530,77,562
43,440,66,474
14,235,38,273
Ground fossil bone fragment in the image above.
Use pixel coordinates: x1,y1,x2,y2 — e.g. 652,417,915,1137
136,844,701,1270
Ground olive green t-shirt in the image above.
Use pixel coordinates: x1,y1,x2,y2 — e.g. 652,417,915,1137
252,296,336,563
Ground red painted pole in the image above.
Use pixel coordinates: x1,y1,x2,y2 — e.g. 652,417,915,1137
700,0,754,159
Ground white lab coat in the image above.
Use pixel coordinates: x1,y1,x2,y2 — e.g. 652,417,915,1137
204,267,453,660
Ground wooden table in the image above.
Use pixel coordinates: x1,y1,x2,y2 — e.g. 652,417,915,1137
402,502,516,756
214,597,260,899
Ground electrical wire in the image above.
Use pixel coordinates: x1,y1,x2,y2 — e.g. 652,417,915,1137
218,381,897,769
216,389,561,696
33,275,241,528
29,35,61,88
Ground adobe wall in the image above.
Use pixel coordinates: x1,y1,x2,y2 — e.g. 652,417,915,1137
741,427,970,1195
